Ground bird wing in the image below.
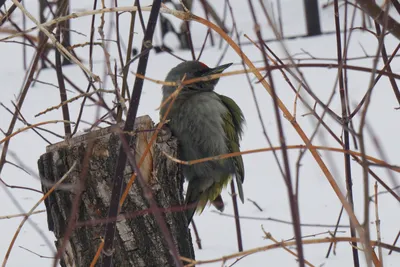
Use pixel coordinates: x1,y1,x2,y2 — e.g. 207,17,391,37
174,93,234,220
218,94,245,202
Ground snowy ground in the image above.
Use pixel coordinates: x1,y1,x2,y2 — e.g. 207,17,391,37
0,0,399,266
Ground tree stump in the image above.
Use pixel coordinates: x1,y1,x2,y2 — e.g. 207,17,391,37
38,115,194,266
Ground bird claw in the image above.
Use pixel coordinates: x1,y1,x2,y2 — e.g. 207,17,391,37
156,123,172,143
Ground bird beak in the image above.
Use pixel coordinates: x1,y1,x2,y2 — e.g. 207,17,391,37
201,63,233,76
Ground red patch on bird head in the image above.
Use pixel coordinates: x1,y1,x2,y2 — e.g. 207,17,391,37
198,61,209,68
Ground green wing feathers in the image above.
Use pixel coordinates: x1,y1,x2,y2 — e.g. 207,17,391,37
218,94,245,203
197,174,231,213
186,94,245,223
185,175,231,222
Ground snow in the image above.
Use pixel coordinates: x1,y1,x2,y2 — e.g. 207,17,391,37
0,0,399,266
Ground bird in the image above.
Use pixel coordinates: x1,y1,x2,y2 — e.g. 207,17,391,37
159,60,245,224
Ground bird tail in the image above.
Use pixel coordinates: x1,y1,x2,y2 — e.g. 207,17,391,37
211,194,225,212
185,194,225,224
185,202,198,225
185,181,227,224
184,183,200,225
235,175,245,203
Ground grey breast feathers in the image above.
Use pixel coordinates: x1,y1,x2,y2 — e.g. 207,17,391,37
169,92,234,183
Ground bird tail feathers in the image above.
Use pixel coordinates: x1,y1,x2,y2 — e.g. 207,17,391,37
211,194,225,212
185,184,227,224
184,183,200,224
235,175,245,203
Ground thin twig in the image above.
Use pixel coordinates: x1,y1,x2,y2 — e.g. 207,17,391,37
212,211,350,228
374,183,383,264
2,161,77,266
333,1,360,265
10,0,100,81
101,2,180,267
246,198,263,211
18,246,54,259
163,144,400,173
55,24,72,137
0,178,42,194
262,227,315,267
0,210,45,220
0,120,74,146
230,179,243,252
326,205,345,258
191,219,202,249
388,230,400,255
182,237,400,267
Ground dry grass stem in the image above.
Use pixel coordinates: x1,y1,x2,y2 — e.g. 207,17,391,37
35,90,115,117
0,120,74,145
163,144,400,173
181,237,398,266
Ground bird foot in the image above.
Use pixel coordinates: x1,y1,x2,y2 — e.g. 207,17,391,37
156,123,172,143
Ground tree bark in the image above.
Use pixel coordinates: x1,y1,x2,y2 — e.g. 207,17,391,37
38,115,194,267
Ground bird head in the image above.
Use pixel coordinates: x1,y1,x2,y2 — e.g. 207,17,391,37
162,61,232,96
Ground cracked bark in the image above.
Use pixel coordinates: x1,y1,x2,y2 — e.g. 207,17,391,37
38,115,194,266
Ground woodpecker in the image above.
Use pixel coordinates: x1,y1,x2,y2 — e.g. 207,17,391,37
160,61,245,224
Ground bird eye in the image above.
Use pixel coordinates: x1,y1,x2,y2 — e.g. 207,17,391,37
193,69,208,77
